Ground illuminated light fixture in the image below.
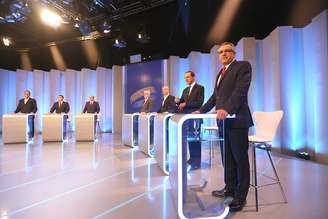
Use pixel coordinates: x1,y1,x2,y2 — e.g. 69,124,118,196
40,9,62,28
2,37,11,46
100,21,111,34
113,37,126,48
136,31,150,44
74,22,79,28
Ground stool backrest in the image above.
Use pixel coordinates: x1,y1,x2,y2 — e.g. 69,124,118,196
253,111,284,142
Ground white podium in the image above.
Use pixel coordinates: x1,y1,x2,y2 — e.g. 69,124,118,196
75,114,97,141
138,113,156,157
122,113,140,147
169,114,235,219
2,114,33,144
153,113,174,175
42,114,68,142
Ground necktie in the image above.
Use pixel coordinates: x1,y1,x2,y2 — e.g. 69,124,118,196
216,67,226,87
221,66,227,77
59,102,62,108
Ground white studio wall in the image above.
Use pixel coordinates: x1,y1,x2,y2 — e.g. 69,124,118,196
165,10,328,164
0,67,114,133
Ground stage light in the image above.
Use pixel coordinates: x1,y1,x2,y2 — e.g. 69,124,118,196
99,21,111,34
2,37,11,47
113,37,127,48
136,31,150,43
40,9,62,28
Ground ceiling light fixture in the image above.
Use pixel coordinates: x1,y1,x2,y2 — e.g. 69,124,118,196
40,9,62,28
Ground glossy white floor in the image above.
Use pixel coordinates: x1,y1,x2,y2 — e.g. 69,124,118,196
0,133,328,219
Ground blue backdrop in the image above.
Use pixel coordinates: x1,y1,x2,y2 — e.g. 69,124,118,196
124,60,163,113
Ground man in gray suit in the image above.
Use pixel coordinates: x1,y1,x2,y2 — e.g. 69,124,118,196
140,89,153,113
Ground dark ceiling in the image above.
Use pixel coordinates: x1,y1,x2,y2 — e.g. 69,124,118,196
0,0,327,69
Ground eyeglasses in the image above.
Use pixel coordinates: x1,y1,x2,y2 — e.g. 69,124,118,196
217,49,234,54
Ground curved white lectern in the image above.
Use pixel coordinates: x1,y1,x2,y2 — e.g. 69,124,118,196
169,114,235,219
2,114,34,144
76,114,97,141
138,113,157,157
122,113,140,147
42,113,68,142
154,113,174,175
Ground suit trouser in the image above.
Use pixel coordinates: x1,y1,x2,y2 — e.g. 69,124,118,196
182,120,202,164
28,115,35,138
223,126,250,200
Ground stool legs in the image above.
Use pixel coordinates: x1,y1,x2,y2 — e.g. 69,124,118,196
266,149,288,203
252,143,259,211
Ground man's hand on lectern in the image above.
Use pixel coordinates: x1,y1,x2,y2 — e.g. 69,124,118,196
192,111,200,114
216,109,228,120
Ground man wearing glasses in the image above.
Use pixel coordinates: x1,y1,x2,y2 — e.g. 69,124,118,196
196,42,253,212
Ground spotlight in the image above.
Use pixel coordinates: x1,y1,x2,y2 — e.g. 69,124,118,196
99,21,111,34
2,37,12,47
40,9,62,28
296,151,310,160
113,37,126,48
136,31,150,43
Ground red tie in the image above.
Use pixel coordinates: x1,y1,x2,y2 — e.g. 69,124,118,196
221,66,227,77
216,67,227,87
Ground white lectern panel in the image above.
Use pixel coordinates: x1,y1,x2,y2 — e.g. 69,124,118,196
42,114,67,142
75,114,96,141
2,114,32,144
154,113,174,175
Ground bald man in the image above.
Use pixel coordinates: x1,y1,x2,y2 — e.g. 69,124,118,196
157,86,177,113
14,90,38,139
83,96,100,114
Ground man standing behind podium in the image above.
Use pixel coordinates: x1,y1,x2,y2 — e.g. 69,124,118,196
83,96,100,114
197,42,253,212
157,86,177,113
140,89,153,113
178,71,204,170
50,95,70,113
14,90,38,138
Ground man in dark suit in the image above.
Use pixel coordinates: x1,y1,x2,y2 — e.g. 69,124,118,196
50,95,70,113
157,86,177,113
197,42,253,212
83,96,100,113
178,71,204,169
140,89,153,113
14,90,38,138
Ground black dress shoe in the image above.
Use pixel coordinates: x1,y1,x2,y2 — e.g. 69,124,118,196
212,188,234,198
188,162,201,171
229,199,246,212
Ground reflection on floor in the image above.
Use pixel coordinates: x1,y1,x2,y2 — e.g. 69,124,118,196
0,133,328,219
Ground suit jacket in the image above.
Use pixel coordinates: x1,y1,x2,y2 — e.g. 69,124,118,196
83,101,100,113
50,101,70,113
15,98,38,113
140,97,153,113
157,95,177,113
178,83,204,113
200,60,253,128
